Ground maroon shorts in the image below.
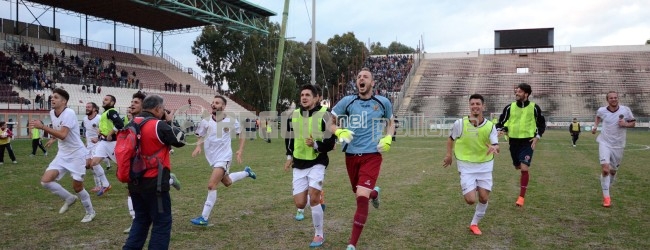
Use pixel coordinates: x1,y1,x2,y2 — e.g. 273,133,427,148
345,153,382,193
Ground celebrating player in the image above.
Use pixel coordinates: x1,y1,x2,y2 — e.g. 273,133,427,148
189,95,256,226
443,94,499,235
31,88,96,223
330,68,394,250
591,91,635,207
285,84,336,247
496,83,546,207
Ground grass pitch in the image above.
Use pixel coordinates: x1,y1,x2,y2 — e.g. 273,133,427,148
1,129,649,249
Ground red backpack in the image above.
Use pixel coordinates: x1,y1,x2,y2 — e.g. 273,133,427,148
115,117,164,184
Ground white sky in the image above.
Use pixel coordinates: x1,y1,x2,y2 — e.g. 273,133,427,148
2,0,649,73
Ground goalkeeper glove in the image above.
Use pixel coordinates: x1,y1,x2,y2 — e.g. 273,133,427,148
334,128,355,143
376,135,392,152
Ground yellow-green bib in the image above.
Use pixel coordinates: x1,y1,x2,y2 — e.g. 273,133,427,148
455,117,494,163
31,128,40,139
504,101,536,138
99,108,116,135
291,107,328,160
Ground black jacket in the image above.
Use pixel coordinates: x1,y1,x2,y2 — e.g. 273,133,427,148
285,105,337,169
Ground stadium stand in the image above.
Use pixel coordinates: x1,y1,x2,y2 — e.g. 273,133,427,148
0,33,255,124
399,45,650,120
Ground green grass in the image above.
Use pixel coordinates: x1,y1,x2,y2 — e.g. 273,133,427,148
1,129,649,249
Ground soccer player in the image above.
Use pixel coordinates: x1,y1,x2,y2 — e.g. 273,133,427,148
496,83,546,207
330,68,394,250
591,91,635,207
29,123,47,156
569,118,581,147
123,92,181,234
30,88,96,223
190,95,256,226
82,102,111,193
285,84,336,247
88,95,125,196
443,94,499,235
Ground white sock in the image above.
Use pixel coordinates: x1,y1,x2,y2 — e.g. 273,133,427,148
169,178,174,185
229,171,247,183
77,189,95,214
127,196,135,219
601,175,611,197
93,174,101,188
201,190,217,220
42,181,75,201
311,204,324,237
93,165,110,187
471,202,488,225
610,174,617,185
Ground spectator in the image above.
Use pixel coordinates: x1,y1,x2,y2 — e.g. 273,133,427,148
0,121,17,164
35,94,42,109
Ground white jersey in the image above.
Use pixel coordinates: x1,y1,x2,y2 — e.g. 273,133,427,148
83,114,100,142
449,117,499,174
195,116,241,166
596,105,635,149
50,108,87,158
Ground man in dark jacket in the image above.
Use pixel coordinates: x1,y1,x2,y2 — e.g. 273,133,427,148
123,95,185,250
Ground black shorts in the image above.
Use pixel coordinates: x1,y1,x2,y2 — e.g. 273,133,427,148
509,140,534,168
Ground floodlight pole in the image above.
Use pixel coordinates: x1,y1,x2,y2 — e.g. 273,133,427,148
270,0,290,112
310,0,316,85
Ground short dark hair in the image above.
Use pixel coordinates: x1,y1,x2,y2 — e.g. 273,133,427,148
300,84,319,97
132,92,146,101
142,95,164,110
214,95,227,105
0,121,5,127
517,83,532,95
88,102,99,112
53,88,69,102
469,94,484,104
106,94,117,104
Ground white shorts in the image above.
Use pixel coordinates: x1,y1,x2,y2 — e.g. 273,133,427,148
93,140,116,162
292,164,325,195
599,144,624,170
459,172,492,195
211,161,231,174
86,141,98,159
47,155,87,182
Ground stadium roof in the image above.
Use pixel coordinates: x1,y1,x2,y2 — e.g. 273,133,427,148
25,0,276,33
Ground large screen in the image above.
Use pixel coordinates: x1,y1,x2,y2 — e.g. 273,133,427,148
495,28,554,49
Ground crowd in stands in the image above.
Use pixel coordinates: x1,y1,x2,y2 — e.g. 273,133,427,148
1,50,34,104
339,55,413,101
75,55,140,90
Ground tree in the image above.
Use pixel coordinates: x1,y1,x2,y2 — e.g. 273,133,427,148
646,39,650,45
327,32,368,84
387,41,415,54
192,21,305,112
370,42,388,55
191,25,247,94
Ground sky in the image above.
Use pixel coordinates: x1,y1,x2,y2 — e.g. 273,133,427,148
2,0,649,74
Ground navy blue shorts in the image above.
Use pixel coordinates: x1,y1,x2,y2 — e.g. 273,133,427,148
509,141,534,168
